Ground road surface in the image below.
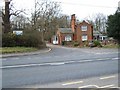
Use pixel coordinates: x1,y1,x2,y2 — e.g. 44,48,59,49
1,44,119,88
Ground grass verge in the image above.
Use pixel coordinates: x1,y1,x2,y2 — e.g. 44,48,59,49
0,47,39,54
102,44,120,48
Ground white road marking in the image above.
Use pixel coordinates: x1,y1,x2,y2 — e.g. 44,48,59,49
62,81,83,86
79,84,115,88
95,52,118,55
1,62,65,69
79,85,99,88
100,84,114,88
50,63,65,66
96,58,104,60
65,61,76,64
78,60,93,63
100,75,116,80
112,58,119,60
1,57,118,69
0,63,49,69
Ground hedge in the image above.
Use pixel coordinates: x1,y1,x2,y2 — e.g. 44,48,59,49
2,32,46,48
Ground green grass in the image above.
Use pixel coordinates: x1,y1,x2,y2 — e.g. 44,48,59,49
0,47,39,54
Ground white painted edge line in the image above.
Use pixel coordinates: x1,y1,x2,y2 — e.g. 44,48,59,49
62,81,83,86
100,75,116,80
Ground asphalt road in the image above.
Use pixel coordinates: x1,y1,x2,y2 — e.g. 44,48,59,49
2,44,119,88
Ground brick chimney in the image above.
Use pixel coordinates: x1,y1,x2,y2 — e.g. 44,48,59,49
71,14,76,33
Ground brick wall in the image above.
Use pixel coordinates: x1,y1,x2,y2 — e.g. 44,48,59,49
76,21,93,43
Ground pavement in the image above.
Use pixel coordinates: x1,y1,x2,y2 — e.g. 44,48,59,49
1,47,52,58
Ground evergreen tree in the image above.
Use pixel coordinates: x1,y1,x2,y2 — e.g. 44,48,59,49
107,10,120,43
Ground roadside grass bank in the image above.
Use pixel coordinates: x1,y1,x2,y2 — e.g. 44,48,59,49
102,44,120,48
0,47,39,54
61,41,120,48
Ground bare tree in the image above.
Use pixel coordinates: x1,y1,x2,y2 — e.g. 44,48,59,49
86,13,107,34
11,15,28,30
57,14,70,28
31,0,61,41
2,0,26,33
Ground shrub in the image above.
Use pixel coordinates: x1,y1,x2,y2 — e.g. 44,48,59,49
2,33,16,47
93,40,102,47
2,31,45,48
82,41,89,47
73,41,80,47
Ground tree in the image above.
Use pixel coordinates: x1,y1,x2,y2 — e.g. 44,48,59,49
31,0,61,41
86,13,107,34
11,15,28,30
2,0,26,33
107,11,120,43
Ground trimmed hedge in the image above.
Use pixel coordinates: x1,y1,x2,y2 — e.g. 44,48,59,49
2,32,46,48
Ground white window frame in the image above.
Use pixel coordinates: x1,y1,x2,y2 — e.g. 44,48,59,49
81,26,87,31
82,35,88,41
65,35,72,41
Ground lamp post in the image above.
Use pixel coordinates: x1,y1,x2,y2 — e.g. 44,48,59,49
4,0,10,33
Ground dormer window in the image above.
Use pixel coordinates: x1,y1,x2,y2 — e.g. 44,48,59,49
81,26,87,31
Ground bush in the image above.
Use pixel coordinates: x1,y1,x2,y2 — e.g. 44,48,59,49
93,40,102,47
2,32,45,48
2,33,16,47
82,41,89,47
73,41,80,47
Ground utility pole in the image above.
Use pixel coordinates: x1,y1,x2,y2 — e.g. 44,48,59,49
4,0,10,33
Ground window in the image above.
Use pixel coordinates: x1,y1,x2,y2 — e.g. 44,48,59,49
65,35,72,41
82,35,87,41
81,26,87,31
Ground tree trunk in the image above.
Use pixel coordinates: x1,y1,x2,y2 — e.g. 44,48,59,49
4,2,10,33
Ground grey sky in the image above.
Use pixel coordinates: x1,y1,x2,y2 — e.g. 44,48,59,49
1,0,119,20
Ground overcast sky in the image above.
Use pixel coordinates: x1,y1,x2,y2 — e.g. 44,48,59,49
1,0,120,20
